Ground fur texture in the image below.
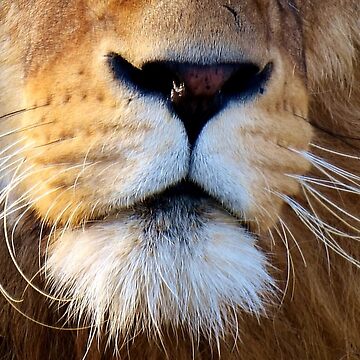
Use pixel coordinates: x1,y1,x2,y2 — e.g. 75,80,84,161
0,0,360,359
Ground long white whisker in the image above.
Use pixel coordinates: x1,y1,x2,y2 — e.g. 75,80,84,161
0,160,90,303
308,152,360,183
2,160,68,302
43,201,74,275
0,283,24,304
310,143,360,160
275,192,360,267
291,202,357,262
0,282,91,330
278,217,307,266
0,121,54,140
38,188,75,270
57,201,84,243
9,186,64,257
279,189,359,239
72,141,98,194
0,141,28,166
292,149,360,186
288,174,359,194
301,183,360,232
0,156,27,175
301,187,331,273
271,224,295,303
0,161,96,219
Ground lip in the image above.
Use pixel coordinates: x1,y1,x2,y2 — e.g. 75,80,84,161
92,180,250,232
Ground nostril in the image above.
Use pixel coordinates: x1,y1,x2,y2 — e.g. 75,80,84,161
107,53,272,100
222,62,273,99
174,64,239,97
108,54,176,95
169,62,273,146
108,53,273,146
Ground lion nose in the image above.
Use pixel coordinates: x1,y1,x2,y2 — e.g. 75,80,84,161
175,65,236,97
108,54,272,147
169,63,271,146
170,64,237,146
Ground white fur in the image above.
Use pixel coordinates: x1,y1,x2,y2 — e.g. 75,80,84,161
96,96,190,207
190,103,258,216
47,207,274,343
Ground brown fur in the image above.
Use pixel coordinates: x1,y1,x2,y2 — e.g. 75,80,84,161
1,1,360,359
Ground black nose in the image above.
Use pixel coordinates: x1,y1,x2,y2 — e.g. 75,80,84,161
108,55,272,146
170,64,239,145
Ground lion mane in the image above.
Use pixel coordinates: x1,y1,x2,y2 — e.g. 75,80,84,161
0,1,360,359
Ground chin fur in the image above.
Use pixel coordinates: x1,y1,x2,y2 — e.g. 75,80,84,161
46,197,274,347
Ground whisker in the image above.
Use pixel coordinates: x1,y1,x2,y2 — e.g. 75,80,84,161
0,283,24,303
274,191,360,268
303,189,360,241
0,161,96,217
310,143,360,160
43,201,74,275
0,121,54,140
287,174,359,194
0,138,26,158
33,137,76,149
38,189,75,270
300,211,356,264
304,212,359,266
9,186,64,256
0,152,102,305
2,163,75,303
19,266,74,303
0,104,49,121
0,141,30,167
301,187,332,273
278,217,307,266
0,282,91,331
0,164,49,212
89,199,101,220
0,157,28,181
271,224,295,303
302,151,360,183
57,201,84,247
286,189,359,239
73,141,99,194
300,182,360,227
290,150,360,192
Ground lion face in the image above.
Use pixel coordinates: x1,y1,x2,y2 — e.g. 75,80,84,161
1,0,359,349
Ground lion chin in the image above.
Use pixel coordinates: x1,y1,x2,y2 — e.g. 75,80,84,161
1,1,360,359
47,188,273,341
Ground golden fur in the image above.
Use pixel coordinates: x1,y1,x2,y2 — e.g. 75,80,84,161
0,1,360,359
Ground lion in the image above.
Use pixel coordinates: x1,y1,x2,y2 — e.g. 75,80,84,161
0,0,359,359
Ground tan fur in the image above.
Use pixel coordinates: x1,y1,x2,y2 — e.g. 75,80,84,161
1,1,360,359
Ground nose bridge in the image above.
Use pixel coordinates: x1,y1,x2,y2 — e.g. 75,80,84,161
121,0,270,66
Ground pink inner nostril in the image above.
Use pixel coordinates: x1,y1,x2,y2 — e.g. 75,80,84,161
177,65,237,96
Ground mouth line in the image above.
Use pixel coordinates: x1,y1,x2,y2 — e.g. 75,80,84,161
144,180,211,202
92,180,250,231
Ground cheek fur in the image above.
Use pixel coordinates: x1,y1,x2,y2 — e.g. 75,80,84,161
191,100,312,226
12,89,189,224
